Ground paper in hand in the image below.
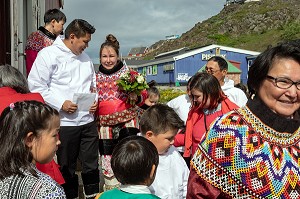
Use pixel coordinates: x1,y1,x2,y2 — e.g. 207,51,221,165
73,93,96,111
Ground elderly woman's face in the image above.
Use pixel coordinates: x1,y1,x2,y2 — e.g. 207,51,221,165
258,58,300,118
100,46,118,70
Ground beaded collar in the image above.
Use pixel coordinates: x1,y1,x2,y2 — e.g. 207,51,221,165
246,96,300,133
238,97,300,146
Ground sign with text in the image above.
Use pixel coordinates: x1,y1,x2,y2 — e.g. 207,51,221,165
177,73,191,81
202,54,226,60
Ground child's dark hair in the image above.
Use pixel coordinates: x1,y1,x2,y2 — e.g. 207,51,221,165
140,104,184,135
111,136,159,185
147,86,160,98
147,80,157,87
44,8,66,24
65,19,96,39
0,100,59,179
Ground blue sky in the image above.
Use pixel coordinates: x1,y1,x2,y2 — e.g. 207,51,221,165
62,0,224,63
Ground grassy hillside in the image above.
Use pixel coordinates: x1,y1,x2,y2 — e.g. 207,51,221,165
144,0,300,59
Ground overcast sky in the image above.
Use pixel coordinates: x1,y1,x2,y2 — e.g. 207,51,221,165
62,0,224,63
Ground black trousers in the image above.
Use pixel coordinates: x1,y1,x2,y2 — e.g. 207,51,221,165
57,121,99,199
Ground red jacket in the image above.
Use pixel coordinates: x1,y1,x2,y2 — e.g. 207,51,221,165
181,98,238,157
0,87,45,113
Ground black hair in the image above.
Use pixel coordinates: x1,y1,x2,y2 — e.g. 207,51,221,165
189,72,226,110
248,41,300,97
0,100,59,179
111,136,159,185
44,8,66,24
0,64,30,93
187,72,200,91
140,104,184,135
207,56,228,71
64,19,95,39
147,80,157,87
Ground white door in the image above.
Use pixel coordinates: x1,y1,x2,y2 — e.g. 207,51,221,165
10,0,44,75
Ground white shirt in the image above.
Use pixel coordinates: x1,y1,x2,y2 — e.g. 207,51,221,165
167,94,191,124
222,79,248,107
120,185,152,194
149,146,190,199
28,37,96,126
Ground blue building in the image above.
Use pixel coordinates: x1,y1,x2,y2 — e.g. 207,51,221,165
126,44,260,85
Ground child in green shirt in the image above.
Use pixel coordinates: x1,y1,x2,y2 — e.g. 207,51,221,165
95,135,160,199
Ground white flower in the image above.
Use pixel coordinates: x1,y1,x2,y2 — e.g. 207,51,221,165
120,73,126,79
136,75,145,84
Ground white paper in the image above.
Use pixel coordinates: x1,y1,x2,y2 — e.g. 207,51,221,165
73,93,96,111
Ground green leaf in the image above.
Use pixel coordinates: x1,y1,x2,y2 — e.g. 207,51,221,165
125,85,131,90
132,82,138,88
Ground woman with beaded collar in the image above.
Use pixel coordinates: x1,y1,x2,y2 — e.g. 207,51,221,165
187,41,300,198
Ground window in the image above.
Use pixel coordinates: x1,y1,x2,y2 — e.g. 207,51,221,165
152,65,158,75
147,66,152,75
163,63,174,71
142,67,147,76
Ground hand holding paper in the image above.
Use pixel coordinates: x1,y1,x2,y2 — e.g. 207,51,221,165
73,93,96,112
89,101,98,114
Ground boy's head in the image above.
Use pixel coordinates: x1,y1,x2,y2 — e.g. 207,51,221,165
44,9,66,36
111,136,159,186
44,8,66,24
140,104,184,154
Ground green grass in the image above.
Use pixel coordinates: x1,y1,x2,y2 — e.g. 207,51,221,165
159,88,186,104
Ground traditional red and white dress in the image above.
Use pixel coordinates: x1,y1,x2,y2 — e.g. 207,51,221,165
96,61,146,190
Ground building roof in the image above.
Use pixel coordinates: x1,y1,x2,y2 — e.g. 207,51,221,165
124,59,149,68
155,47,188,59
174,44,260,61
126,44,261,69
199,59,242,73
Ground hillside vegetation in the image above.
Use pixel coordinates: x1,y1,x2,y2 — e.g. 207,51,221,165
144,0,300,59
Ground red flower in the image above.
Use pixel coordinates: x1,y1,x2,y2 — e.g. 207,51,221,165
129,70,138,83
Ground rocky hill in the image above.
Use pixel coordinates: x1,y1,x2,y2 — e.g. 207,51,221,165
144,0,300,59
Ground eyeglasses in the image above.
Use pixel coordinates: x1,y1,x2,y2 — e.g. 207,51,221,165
205,67,220,74
266,75,300,90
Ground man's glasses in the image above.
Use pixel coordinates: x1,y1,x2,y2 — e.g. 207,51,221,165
205,67,220,74
266,75,300,90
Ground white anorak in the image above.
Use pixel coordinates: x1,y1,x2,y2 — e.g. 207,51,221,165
167,94,191,124
222,79,248,107
149,145,190,199
28,37,96,126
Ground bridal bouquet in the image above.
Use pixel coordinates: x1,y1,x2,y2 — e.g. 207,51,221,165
117,70,149,105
